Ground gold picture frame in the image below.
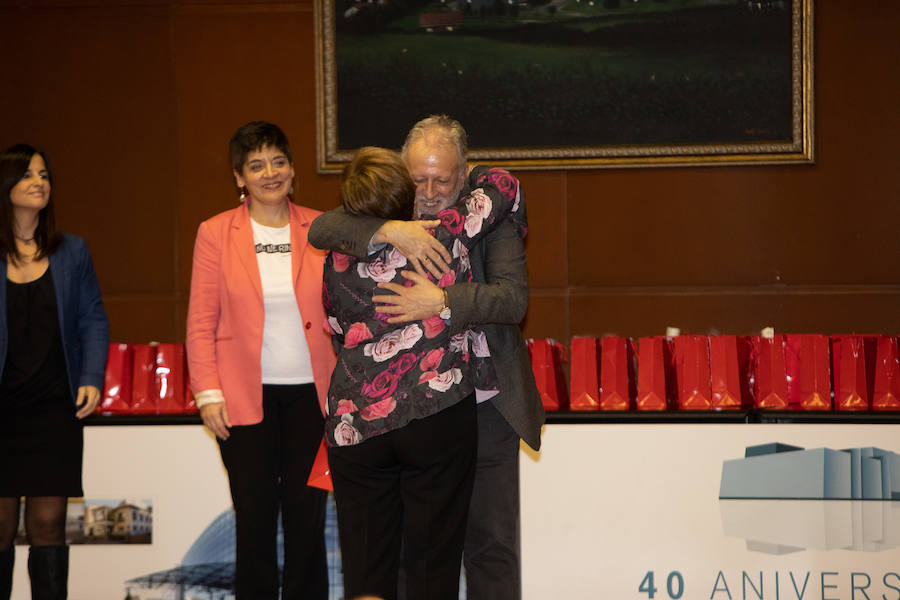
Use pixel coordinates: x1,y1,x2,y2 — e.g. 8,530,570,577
316,0,813,172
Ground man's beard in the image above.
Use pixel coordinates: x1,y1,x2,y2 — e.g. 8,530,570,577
415,189,461,219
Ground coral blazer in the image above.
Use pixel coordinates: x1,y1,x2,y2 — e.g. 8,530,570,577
186,200,336,426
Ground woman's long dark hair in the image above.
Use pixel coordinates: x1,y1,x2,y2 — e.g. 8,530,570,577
0,144,63,264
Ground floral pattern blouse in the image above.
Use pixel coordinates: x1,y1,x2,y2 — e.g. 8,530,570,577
322,166,526,447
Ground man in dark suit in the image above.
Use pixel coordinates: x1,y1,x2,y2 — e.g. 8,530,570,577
309,115,543,600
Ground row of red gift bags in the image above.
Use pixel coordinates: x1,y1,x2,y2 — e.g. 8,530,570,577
100,343,198,415
528,334,900,411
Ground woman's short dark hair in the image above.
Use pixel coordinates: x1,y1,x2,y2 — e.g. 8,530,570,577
229,121,293,174
340,147,415,221
0,143,62,264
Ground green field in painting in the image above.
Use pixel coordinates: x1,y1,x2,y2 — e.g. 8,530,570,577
335,1,793,149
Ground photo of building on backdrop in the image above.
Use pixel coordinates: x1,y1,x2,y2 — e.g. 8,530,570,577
316,0,813,171
14,499,153,546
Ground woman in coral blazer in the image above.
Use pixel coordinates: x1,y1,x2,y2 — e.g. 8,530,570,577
186,122,336,600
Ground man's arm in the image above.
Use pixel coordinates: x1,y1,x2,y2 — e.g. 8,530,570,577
443,219,528,336
308,206,385,259
443,166,528,333
309,206,450,276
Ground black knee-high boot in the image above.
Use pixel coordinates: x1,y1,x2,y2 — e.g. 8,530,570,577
27,545,68,600
0,547,13,600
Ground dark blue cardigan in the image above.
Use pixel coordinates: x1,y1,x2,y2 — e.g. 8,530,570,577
0,234,110,402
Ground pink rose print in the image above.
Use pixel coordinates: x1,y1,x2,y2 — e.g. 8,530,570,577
449,333,468,355
427,368,463,392
358,248,407,282
398,323,423,348
360,396,397,421
345,322,374,348
438,207,465,235
438,270,456,288
469,330,491,357
418,370,438,384
332,252,352,273
486,170,517,200
466,188,493,219
389,352,418,375
364,324,423,362
464,188,494,237
422,316,446,339
335,399,358,416
334,416,362,446
362,369,400,399
327,316,343,335
452,240,470,271
464,214,484,238
420,348,445,371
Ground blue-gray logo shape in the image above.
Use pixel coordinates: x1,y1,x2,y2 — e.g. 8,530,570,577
720,442,900,500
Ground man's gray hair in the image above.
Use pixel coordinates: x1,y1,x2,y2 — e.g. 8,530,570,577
401,115,468,169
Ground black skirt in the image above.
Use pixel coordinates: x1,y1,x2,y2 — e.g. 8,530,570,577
0,403,84,498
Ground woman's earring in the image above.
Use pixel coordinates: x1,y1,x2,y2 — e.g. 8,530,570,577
238,186,247,202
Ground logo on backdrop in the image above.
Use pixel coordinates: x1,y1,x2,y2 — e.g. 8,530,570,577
719,443,900,554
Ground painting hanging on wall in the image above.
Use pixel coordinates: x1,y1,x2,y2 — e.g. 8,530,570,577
315,0,813,171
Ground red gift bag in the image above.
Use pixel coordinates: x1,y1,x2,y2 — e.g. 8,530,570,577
832,335,871,411
528,338,569,411
599,336,635,411
307,439,333,492
785,334,832,410
636,336,675,411
753,335,789,409
873,336,900,411
131,344,159,414
155,343,188,414
674,335,712,410
709,336,747,410
100,343,133,414
569,337,600,410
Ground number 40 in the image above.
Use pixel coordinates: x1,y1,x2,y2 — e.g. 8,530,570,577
639,571,684,599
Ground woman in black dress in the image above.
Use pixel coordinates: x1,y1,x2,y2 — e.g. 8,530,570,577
0,144,109,600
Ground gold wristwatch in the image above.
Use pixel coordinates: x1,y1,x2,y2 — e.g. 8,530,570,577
439,289,451,321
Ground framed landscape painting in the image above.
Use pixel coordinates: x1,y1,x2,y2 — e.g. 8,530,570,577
315,0,813,171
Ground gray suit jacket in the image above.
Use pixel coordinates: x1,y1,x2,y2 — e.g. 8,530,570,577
308,182,544,450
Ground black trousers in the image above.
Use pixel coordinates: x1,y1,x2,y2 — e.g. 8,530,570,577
328,394,477,600
463,400,522,600
218,384,327,600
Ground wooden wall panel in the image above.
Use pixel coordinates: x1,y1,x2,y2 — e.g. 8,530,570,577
0,5,177,342
173,4,338,340
570,289,900,340
104,297,181,345
519,171,567,289
173,6,316,296
0,0,898,349
522,291,569,342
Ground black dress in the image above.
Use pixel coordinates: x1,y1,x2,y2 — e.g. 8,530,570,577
0,267,84,497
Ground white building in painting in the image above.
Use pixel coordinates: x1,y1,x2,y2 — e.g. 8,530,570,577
111,503,153,537
84,500,153,540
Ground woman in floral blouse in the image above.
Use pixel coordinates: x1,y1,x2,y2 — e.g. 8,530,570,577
321,146,525,600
